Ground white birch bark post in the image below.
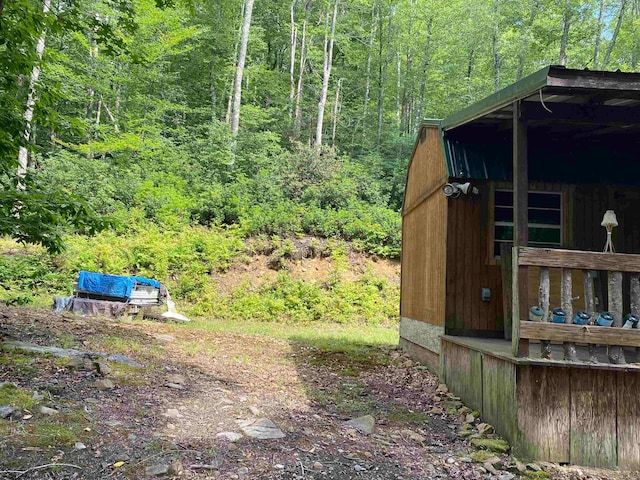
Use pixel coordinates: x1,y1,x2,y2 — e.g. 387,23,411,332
608,271,626,364
315,1,338,148
583,270,598,363
631,274,640,357
561,269,578,361
230,0,254,137
539,267,552,359
17,0,51,189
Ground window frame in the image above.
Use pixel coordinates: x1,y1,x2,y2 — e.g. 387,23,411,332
493,188,563,259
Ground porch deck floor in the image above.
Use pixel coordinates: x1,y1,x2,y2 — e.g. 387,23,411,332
442,335,640,371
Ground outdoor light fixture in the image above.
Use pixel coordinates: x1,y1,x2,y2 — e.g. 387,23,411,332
442,182,479,198
601,209,618,253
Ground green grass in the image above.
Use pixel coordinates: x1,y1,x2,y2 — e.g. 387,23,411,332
186,318,397,366
309,379,376,417
0,352,41,376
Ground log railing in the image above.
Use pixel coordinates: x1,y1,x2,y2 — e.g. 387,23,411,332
512,246,640,364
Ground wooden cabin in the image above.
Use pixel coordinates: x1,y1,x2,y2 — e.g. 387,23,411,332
400,66,640,469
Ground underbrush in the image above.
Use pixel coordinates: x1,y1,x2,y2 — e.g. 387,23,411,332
0,227,399,327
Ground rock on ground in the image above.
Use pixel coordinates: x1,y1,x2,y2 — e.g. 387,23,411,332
239,418,286,439
344,415,375,434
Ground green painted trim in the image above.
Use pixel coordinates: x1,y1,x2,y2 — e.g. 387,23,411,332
420,118,442,126
441,66,551,131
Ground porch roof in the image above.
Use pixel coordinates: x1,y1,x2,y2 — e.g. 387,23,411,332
441,65,640,132
435,66,640,183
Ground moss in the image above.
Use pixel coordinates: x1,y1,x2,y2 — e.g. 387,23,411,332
524,472,550,479
0,383,35,409
386,406,430,425
470,438,510,453
470,450,496,462
23,409,90,447
55,333,76,349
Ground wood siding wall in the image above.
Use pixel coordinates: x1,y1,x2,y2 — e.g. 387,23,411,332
444,181,589,334
445,187,503,334
400,125,448,326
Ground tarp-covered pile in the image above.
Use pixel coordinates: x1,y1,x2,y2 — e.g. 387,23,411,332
54,271,169,319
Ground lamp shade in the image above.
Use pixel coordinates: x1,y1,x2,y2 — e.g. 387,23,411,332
601,210,618,228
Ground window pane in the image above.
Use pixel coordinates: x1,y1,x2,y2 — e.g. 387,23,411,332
495,225,513,241
495,207,513,222
529,208,561,225
495,190,513,207
529,192,561,209
529,227,561,244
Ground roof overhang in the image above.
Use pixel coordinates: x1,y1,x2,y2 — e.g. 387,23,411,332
441,66,640,132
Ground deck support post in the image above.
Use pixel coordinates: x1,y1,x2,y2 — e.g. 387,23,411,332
512,100,529,357
631,274,640,355
608,271,626,364
583,270,598,362
561,269,578,361
539,267,552,359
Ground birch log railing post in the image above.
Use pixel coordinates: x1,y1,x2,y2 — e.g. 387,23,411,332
539,267,552,359
608,271,625,364
561,269,578,361
583,270,598,363
631,274,640,355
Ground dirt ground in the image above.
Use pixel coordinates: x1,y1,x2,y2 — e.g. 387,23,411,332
0,306,636,480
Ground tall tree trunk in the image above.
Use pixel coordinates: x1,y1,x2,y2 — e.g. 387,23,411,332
602,0,628,68
558,0,571,66
492,0,501,91
226,1,245,123
401,0,414,135
377,2,395,148
17,0,51,188
294,17,307,136
517,0,539,79
466,46,475,102
415,17,432,129
315,1,338,148
593,0,605,68
362,3,376,141
289,1,297,120
230,0,255,136
632,6,640,69
331,77,342,143
395,51,401,129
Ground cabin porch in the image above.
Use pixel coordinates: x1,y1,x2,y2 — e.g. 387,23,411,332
440,335,640,469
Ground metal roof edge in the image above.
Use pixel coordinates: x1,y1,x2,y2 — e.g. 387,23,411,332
440,66,551,131
420,118,442,127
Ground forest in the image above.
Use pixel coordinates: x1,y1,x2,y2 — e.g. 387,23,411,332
1,0,639,317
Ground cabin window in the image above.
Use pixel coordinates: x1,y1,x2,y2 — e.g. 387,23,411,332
494,190,562,257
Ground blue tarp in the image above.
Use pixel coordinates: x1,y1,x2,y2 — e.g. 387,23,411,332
77,271,160,299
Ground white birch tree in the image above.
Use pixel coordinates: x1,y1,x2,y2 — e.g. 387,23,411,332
314,0,338,148
17,0,51,189
230,0,255,136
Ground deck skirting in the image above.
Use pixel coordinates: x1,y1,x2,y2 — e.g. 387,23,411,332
440,336,640,470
